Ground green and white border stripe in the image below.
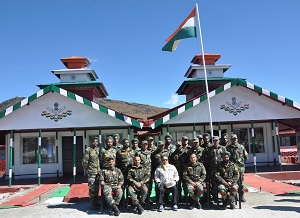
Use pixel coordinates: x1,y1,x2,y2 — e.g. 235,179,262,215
0,85,143,129
151,79,300,129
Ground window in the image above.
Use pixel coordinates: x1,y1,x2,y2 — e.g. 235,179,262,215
233,127,265,153
23,137,56,164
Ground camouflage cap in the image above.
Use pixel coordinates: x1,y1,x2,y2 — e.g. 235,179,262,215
182,136,188,140
193,137,199,143
157,141,164,146
113,134,120,139
197,134,203,139
147,136,154,140
141,140,148,145
231,134,238,139
213,136,220,141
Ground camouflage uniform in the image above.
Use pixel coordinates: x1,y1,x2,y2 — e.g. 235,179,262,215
215,159,239,208
170,145,189,201
82,143,100,207
100,147,117,169
187,146,204,164
227,141,248,200
100,166,124,206
148,143,157,153
127,164,150,206
139,149,152,174
116,147,135,183
202,144,227,199
183,161,206,201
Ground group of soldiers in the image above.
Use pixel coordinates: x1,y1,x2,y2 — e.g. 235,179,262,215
82,132,248,216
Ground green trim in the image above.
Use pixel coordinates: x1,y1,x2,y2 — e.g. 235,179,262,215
0,85,143,129
151,78,300,129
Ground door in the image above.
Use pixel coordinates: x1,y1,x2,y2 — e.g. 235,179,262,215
62,136,84,175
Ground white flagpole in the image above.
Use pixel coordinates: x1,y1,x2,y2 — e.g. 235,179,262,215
195,3,214,138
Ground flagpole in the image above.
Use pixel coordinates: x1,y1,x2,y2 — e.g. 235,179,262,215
195,3,214,138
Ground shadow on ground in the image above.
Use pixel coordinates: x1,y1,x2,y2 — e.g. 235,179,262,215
254,205,300,213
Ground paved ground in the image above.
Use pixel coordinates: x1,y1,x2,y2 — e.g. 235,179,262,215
0,165,299,217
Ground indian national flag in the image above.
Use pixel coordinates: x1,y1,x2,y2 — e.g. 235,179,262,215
162,8,197,52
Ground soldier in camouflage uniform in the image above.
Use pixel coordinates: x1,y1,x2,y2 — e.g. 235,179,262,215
221,133,230,148
112,134,123,151
100,136,117,169
147,136,157,153
181,135,191,149
202,136,227,202
151,141,168,175
127,156,151,214
170,139,189,202
183,153,206,210
139,140,152,173
131,138,141,155
82,137,100,210
116,138,135,184
164,134,176,155
197,134,204,146
226,134,248,202
100,157,124,216
187,137,204,164
215,151,239,210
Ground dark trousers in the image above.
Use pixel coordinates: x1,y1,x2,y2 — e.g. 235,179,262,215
158,184,178,205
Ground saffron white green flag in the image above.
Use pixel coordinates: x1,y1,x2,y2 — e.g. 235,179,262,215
162,8,197,52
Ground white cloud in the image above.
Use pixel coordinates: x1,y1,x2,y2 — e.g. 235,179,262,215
164,93,179,105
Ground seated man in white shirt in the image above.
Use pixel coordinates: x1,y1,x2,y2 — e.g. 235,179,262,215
154,155,179,212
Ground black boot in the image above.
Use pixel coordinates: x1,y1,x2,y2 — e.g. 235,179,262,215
137,204,144,215
220,197,230,210
229,196,235,209
240,192,246,202
112,204,120,216
188,197,195,210
90,199,100,210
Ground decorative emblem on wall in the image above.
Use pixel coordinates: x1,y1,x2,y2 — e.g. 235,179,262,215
41,102,72,122
220,97,249,116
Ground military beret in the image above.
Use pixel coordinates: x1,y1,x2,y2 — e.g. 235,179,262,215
203,133,211,139
164,134,172,140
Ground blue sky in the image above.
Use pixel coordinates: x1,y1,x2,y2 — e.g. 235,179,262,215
1,0,300,108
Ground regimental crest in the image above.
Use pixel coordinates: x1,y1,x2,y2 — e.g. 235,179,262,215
41,102,72,122
220,97,249,116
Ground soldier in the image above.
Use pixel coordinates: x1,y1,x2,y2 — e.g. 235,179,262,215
127,156,151,214
131,138,141,155
183,153,206,210
221,133,230,148
154,155,179,212
116,138,135,184
151,141,167,175
187,137,204,163
202,136,227,202
201,133,212,149
139,140,152,174
82,137,100,210
164,134,176,155
181,135,191,149
147,136,157,153
113,134,123,150
197,134,204,146
100,136,117,169
215,151,239,210
226,133,248,202
169,140,189,202
100,157,124,216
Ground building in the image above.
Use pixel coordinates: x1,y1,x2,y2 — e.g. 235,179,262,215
0,54,300,182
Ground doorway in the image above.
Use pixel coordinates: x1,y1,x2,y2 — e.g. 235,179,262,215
62,136,84,176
